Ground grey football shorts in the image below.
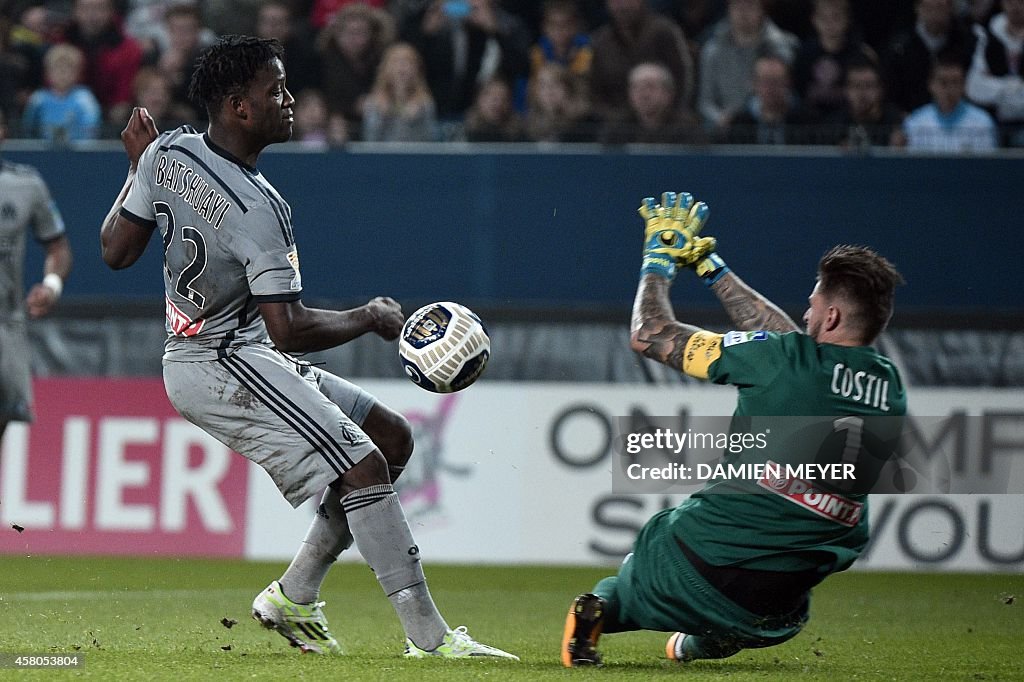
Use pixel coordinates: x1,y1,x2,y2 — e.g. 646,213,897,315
164,343,379,507
0,320,33,423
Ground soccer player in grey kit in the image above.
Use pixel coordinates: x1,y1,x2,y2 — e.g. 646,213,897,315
0,108,73,444
100,35,516,660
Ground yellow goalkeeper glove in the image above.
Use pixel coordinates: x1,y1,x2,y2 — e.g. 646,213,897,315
639,191,716,281
692,250,730,286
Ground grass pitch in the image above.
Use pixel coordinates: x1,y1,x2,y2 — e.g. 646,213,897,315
1,556,1021,680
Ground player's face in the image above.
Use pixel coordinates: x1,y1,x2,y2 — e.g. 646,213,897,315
803,281,828,340
246,58,294,144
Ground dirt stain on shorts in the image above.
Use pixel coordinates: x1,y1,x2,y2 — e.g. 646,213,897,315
228,385,260,411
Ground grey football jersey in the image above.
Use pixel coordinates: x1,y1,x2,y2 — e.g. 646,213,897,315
121,128,302,360
0,160,66,321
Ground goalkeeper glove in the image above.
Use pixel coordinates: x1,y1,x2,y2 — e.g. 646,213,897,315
638,191,715,281
692,250,731,286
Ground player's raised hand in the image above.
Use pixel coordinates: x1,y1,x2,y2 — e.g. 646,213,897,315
366,296,404,340
638,191,714,281
121,107,159,170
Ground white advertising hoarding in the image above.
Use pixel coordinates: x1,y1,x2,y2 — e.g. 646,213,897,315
243,381,1024,572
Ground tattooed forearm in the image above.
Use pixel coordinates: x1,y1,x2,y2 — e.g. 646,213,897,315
630,275,701,370
711,272,800,333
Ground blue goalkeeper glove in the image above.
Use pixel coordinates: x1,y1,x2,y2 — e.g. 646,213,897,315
638,191,716,281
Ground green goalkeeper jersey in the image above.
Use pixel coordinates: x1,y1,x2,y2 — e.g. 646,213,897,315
673,330,906,572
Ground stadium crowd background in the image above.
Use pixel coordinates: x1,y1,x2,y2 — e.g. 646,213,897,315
1,0,1020,151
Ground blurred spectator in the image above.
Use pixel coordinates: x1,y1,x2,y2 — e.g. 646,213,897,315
599,61,703,144
727,53,817,144
966,0,1024,146
131,66,183,131
310,0,388,31
123,1,215,59
316,3,395,136
792,0,875,118
525,62,598,142
147,3,206,122
529,0,593,81
123,0,171,57
401,0,532,120
463,76,526,141
202,0,263,36
698,0,799,132
824,54,905,149
63,0,143,126
882,0,976,115
963,0,999,27
589,0,695,120
667,0,726,49
256,1,323,97
766,0,814,41
327,112,351,144
849,0,916,56
7,4,55,101
904,50,998,152
291,88,332,146
21,43,101,142
362,42,438,142
497,0,546,35
2,16,30,126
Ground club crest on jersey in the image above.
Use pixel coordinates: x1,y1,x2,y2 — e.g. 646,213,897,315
286,249,301,290
723,330,768,347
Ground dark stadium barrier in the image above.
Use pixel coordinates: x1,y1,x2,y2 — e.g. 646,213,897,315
9,145,1022,311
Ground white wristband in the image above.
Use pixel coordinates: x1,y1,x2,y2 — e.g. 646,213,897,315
42,272,64,298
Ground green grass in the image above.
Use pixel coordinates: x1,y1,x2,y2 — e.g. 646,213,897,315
1,556,1022,680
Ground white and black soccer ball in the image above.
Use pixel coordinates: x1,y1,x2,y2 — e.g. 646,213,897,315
399,302,490,393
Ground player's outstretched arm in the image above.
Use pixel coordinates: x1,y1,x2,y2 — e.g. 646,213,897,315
710,271,800,333
629,192,712,372
630,273,704,371
260,297,404,354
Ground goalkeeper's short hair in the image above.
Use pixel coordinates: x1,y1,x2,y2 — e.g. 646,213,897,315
818,245,904,343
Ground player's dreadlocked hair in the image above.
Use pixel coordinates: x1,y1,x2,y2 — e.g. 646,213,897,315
188,35,285,115
818,245,904,344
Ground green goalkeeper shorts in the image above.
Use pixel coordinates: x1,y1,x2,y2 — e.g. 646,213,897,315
593,508,809,646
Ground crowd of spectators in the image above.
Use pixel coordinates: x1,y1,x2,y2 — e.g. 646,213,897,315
0,0,1019,151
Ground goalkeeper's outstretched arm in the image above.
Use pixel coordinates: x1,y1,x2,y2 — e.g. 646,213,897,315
710,271,800,333
630,191,715,371
630,273,704,371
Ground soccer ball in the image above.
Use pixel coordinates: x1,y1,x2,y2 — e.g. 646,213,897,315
399,302,490,393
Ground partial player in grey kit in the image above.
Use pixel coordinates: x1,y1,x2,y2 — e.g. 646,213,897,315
0,108,73,443
99,35,517,660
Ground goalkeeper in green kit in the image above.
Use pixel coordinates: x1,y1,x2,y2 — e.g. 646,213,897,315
560,192,906,667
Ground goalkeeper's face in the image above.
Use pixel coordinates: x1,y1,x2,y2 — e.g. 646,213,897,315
803,281,828,340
